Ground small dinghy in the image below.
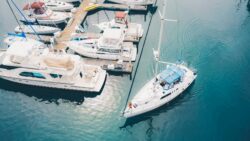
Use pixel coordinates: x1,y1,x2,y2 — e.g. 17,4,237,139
15,25,61,35
42,0,74,11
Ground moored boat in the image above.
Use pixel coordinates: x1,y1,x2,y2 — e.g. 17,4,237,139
15,25,61,35
67,28,137,61
0,40,107,93
41,0,74,11
22,2,71,25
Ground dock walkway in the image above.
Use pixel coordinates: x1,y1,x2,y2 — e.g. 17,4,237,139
54,0,90,49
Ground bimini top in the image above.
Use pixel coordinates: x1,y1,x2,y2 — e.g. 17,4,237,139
159,65,185,84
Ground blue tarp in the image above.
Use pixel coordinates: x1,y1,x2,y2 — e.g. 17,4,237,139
164,73,180,84
159,65,185,84
8,32,26,38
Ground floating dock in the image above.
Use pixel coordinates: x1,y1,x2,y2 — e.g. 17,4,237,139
100,4,147,11
54,0,91,49
84,3,147,12
83,58,133,74
52,0,137,74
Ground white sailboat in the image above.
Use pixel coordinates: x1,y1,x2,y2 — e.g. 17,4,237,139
67,28,137,61
0,39,107,92
94,12,143,42
41,0,74,11
106,0,155,6
15,25,61,35
22,2,71,25
123,1,197,118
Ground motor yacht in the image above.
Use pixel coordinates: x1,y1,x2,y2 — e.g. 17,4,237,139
67,28,137,61
0,40,107,92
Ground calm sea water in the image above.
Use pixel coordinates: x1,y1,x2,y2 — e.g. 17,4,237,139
1,0,250,141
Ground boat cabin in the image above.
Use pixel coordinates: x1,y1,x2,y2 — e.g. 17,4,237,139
158,65,185,90
115,12,128,25
98,28,124,50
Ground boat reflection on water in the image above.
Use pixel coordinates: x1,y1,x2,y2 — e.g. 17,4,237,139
0,75,106,105
120,82,196,128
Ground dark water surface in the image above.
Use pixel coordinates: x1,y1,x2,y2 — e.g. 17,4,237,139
1,0,250,141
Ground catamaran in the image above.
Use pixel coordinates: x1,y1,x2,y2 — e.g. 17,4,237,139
22,1,71,25
67,28,137,61
41,0,74,11
123,1,197,118
15,25,61,35
106,0,155,5
94,12,143,42
0,39,107,92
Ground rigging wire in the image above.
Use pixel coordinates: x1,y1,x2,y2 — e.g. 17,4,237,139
121,0,158,114
8,0,42,41
6,0,23,33
175,0,182,61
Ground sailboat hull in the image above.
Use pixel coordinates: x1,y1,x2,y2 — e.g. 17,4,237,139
0,68,107,93
123,64,197,118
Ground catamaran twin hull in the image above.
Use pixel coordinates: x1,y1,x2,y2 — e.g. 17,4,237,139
0,69,107,93
123,65,197,118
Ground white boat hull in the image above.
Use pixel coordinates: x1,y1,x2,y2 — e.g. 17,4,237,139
123,64,197,118
42,0,74,11
15,25,61,35
68,43,137,61
0,68,106,93
25,11,71,25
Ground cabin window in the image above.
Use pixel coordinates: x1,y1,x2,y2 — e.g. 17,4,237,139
19,72,45,79
50,73,62,78
160,93,171,99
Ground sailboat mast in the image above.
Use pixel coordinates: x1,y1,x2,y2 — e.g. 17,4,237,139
155,0,167,77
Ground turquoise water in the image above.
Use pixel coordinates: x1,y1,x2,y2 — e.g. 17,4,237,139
1,0,250,141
